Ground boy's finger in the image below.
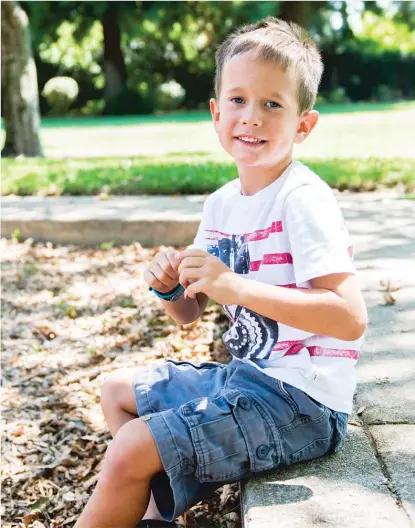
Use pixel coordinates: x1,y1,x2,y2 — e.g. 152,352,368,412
150,264,178,290
185,279,204,299
179,268,201,287
158,253,178,280
143,269,167,292
166,250,180,272
178,257,205,274
177,249,208,260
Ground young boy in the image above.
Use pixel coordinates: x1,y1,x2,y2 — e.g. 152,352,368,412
75,17,367,528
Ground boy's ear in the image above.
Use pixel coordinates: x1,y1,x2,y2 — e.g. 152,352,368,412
210,98,220,132
294,110,319,144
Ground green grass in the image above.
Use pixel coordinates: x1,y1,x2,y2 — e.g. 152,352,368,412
2,102,414,195
2,156,414,196
1,101,413,129
2,101,415,159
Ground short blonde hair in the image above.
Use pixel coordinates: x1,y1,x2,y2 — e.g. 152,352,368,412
214,17,323,113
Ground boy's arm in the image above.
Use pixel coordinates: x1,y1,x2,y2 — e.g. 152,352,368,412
234,271,367,341
159,292,209,325
178,250,366,341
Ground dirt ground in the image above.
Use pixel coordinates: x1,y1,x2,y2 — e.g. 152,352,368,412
1,238,240,528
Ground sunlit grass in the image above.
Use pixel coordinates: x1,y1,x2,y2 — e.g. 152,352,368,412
1,101,414,159
2,156,414,195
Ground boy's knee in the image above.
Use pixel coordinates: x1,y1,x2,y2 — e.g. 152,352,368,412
104,418,162,480
100,368,136,412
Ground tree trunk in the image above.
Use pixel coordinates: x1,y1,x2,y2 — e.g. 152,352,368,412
102,2,127,103
1,0,43,157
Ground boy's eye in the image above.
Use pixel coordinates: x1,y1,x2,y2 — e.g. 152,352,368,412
230,97,244,104
266,101,281,109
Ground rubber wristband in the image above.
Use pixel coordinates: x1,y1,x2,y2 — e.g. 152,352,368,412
149,283,185,301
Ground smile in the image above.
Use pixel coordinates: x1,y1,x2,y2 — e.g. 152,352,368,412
235,136,267,147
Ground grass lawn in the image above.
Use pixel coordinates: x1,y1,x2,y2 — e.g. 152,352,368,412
3,156,414,195
2,101,415,195
1,101,414,159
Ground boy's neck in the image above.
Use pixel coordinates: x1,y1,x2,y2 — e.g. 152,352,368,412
237,154,293,196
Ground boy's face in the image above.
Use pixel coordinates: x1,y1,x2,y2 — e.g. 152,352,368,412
210,52,318,169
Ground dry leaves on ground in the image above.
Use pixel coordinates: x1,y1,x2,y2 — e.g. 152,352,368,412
1,238,240,528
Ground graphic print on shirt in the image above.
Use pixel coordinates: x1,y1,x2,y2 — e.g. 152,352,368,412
207,233,279,360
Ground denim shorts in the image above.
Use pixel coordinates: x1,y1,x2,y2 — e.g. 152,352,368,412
132,358,348,522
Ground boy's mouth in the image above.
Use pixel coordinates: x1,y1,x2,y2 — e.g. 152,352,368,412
235,135,267,146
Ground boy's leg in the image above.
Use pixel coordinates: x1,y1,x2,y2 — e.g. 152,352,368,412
100,368,165,521
75,418,163,528
100,368,141,436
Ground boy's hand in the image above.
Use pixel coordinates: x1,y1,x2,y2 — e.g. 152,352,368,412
177,249,242,305
143,248,181,293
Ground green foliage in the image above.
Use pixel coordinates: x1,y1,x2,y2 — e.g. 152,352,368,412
42,76,79,115
2,157,414,196
102,87,154,116
12,229,21,242
372,84,396,102
355,11,415,55
326,87,350,105
17,1,415,116
155,80,186,111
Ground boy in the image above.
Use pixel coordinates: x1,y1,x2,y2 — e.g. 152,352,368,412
75,17,367,528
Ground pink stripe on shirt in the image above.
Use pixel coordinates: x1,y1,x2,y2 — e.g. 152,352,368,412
245,221,283,242
272,342,359,360
308,346,359,360
205,221,282,243
251,253,293,271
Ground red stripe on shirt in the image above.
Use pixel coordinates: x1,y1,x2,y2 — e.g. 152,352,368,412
250,253,293,271
245,221,283,242
308,346,359,360
273,341,305,356
273,340,303,351
205,229,231,240
272,342,358,360
205,221,282,242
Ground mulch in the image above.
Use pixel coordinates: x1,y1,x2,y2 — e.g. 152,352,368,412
1,237,240,528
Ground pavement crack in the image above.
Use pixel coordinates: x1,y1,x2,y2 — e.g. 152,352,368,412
361,423,412,522
365,420,415,426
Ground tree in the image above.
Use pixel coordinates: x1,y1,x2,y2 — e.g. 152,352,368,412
23,1,147,111
1,0,43,157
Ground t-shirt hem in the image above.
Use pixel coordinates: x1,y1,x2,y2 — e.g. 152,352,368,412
253,364,353,414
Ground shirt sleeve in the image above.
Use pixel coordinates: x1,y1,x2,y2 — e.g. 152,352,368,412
192,196,212,251
283,184,355,286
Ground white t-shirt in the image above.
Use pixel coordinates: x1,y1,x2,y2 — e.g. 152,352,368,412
193,161,364,414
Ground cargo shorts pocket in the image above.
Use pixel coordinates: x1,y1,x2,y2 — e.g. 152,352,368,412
224,392,283,474
180,393,249,483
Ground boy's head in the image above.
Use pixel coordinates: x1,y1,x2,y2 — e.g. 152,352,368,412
210,17,322,172
215,17,323,114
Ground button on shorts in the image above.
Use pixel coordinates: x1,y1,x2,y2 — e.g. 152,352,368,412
132,359,348,522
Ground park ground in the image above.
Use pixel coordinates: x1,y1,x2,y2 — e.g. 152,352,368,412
1,238,241,528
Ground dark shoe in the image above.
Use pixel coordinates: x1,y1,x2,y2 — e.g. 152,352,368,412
136,520,177,527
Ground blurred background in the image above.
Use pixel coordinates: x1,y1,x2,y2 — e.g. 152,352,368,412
2,0,415,193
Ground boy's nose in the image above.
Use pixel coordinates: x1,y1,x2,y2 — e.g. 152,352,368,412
240,109,262,127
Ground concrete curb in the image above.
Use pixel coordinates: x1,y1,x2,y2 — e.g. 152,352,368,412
1,191,408,247
1,195,205,247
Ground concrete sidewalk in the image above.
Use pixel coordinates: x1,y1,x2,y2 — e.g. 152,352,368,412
2,192,415,526
1,194,206,247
